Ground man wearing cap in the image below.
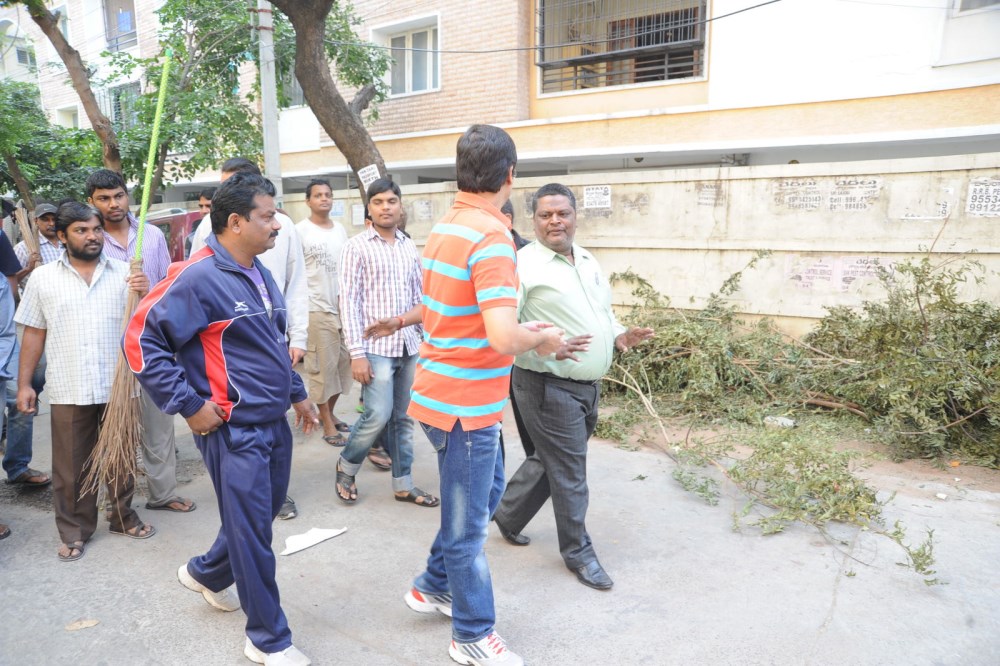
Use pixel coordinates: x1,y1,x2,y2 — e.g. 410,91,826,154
14,203,63,287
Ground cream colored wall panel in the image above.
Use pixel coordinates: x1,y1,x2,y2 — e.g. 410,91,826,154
296,153,1000,334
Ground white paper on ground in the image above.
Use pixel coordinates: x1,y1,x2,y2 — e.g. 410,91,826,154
280,527,347,556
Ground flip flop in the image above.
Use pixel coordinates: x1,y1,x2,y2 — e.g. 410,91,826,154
58,541,85,562
8,468,51,487
324,434,346,447
0,523,10,540
334,421,352,433
394,487,439,508
367,448,392,471
109,521,157,540
336,463,357,504
145,498,197,513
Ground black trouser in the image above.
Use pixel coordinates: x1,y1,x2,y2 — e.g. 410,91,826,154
494,367,599,568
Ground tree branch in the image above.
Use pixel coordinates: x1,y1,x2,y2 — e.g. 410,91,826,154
348,84,377,116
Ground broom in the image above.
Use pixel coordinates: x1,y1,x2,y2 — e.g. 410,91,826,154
13,202,39,258
82,50,173,500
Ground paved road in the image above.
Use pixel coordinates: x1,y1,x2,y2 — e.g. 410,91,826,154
2,391,999,665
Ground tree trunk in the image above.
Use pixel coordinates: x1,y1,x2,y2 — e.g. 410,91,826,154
269,0,385,203
3,153,35,210
24,2,122,172
149,142,171,208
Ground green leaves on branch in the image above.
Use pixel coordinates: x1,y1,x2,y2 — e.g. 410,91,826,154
806,258,999,465
102,0,265,191
0,79,102,202
608,253,999,465
598,251,999,585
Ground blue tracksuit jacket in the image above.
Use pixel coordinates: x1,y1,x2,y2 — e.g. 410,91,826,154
123,233,307,424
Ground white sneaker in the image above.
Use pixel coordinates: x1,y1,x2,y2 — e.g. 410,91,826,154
449,631,523,666
177,564,241,612
404,586,453,617
244,637,311,665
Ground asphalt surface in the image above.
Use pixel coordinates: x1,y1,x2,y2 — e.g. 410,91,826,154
1,389,999,665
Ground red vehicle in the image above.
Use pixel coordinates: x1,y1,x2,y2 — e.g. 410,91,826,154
144,208,204,262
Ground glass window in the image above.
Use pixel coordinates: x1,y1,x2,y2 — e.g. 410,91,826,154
390,35,407,95
385,23,440,96
104,0,137,52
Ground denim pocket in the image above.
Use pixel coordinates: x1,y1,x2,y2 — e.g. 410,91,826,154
419,422,447,452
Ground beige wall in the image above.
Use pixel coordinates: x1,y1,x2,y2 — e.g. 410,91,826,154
280,153,1000,337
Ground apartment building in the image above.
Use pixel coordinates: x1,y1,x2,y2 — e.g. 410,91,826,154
4,1,998,199
0,0,159,133
4,1,998,328
274,0,1000,193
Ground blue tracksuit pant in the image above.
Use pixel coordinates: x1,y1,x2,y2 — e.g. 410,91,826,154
188,419,293,652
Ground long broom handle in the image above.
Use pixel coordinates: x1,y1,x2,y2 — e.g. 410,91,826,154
134,47,173,263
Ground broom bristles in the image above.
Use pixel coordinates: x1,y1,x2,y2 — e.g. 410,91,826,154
80,262,145,499
14,204,40,257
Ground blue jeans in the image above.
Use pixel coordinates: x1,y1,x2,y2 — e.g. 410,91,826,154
340,353,415,493
3,347,46,481
414,420,505,643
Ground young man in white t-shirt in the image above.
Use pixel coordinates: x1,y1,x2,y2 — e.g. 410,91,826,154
295,180,353,445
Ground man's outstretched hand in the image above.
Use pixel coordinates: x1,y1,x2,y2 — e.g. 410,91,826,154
615,327,655,353
556,333,593,362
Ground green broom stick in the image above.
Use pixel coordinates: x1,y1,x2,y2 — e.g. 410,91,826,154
134,47,173,260
82,49,174,501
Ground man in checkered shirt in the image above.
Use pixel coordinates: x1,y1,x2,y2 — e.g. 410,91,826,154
15,201,153,562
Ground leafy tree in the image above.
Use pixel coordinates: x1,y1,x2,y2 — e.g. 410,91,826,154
104,0,266,198
270,0,390,201
0,0,122,171
0,79,46,207
0,79,101,206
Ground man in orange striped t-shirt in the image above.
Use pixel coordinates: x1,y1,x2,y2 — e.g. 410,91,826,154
404,125,564,666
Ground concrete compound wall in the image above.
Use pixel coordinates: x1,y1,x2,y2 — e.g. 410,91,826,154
276,152,1000,337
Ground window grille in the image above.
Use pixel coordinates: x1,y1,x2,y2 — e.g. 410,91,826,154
97,81,141,132
536,0,706,93
15,45,36,69
104,0,137,52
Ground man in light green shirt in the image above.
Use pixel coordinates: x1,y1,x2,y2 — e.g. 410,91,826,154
493,183,653,591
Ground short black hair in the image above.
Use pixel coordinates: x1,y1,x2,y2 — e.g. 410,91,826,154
305,179,332,199
210,173,276,234
531,183,576,214
456,124,517,194
85,169,128,197
500,200,514,219
220,157,261,176
198,187,217,200
366,178,401,201
56,201,103,235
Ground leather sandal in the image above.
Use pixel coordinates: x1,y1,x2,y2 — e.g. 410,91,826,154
336,463,357,504
394,487,439,508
